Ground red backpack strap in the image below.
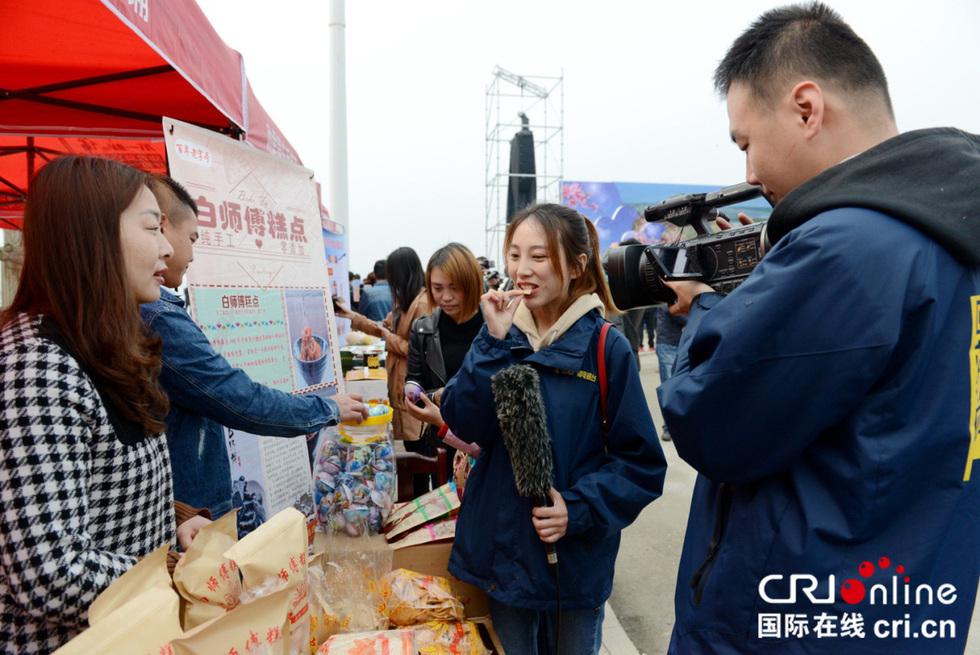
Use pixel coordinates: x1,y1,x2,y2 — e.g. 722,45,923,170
598,322,612,447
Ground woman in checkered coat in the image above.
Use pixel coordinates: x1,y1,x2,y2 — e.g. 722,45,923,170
0,156,182,653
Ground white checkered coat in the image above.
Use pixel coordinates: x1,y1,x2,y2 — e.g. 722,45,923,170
0,313,175,653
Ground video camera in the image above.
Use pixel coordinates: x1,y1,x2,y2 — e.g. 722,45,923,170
606,182,769,310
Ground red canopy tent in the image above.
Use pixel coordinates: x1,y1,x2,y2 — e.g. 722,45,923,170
0,0,303,229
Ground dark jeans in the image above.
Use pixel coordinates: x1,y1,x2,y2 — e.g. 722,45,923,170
642,307,658,348
489,597,604,655
619,309,645,369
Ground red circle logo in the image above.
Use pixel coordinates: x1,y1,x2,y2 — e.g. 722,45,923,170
840,578,866,605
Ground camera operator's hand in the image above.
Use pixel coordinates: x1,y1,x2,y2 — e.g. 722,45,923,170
481,289,526,340
663,280,715,316
715,212,754,230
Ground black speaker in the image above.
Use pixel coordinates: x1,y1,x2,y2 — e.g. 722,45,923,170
506,112,536,222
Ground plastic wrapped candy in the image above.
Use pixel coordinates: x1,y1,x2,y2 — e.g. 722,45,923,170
313,419,396,537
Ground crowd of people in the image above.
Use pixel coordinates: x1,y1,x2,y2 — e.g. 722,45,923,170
1,3,978,654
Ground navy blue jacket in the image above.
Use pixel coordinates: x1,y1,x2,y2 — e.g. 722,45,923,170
660,208,980,653
140,289,339,517
442,310,666,610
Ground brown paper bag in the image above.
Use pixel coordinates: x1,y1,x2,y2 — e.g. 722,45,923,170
383,483,460,541
225,507,310,654
170,585,292,655
225,507,308,595
172,510,242,629
53,587,182,655
388,518,456,550
87,542,172,625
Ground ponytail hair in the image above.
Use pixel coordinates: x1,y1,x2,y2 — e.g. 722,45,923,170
504,203,619,316
580,217,619,314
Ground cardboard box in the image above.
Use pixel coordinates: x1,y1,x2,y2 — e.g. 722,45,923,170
345,367,387,381
391,541,505,654
344,367,388,402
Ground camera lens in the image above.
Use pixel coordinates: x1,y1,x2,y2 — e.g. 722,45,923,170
606,244,675,310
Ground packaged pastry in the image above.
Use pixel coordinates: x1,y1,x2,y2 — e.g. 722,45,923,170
317,629,414,654
382,569,464,627
413,621,490,655
308,533,391,647
388,518,456,550
383,482,459,541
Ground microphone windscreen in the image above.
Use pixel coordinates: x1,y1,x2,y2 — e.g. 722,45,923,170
491,364,554,499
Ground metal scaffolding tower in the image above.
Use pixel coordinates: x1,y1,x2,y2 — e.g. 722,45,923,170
484,66,563,261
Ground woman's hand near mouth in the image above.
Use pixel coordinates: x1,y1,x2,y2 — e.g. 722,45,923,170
481,288,526,339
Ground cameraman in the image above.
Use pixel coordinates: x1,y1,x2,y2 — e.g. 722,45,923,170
659,4,980,653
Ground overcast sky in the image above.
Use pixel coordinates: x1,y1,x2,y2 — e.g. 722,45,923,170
196,0,980,276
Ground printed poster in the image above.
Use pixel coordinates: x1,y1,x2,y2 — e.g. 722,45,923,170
164,117,343,530
322,215,351,338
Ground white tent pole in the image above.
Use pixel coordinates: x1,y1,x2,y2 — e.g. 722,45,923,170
328,0,349,228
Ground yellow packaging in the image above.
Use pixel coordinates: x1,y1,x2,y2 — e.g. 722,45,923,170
87,542,172,625
53,587,182,655
413,621,490,655
172,510,242,629
170,585,292,655
317,629,415,655
382,569,465,627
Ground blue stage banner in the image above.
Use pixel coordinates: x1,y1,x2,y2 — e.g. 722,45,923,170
561,180,771,255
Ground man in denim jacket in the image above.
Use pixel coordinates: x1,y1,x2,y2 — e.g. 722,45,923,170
140,176,367,518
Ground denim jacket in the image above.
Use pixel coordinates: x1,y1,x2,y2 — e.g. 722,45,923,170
140,289,339,517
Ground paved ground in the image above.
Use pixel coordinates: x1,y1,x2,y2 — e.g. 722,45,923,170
606,350,980,655
601,603,641,655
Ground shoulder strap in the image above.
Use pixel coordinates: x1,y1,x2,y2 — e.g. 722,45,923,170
598,321,612,448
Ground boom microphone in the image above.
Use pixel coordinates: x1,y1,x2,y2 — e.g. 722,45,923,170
491,364,557,567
